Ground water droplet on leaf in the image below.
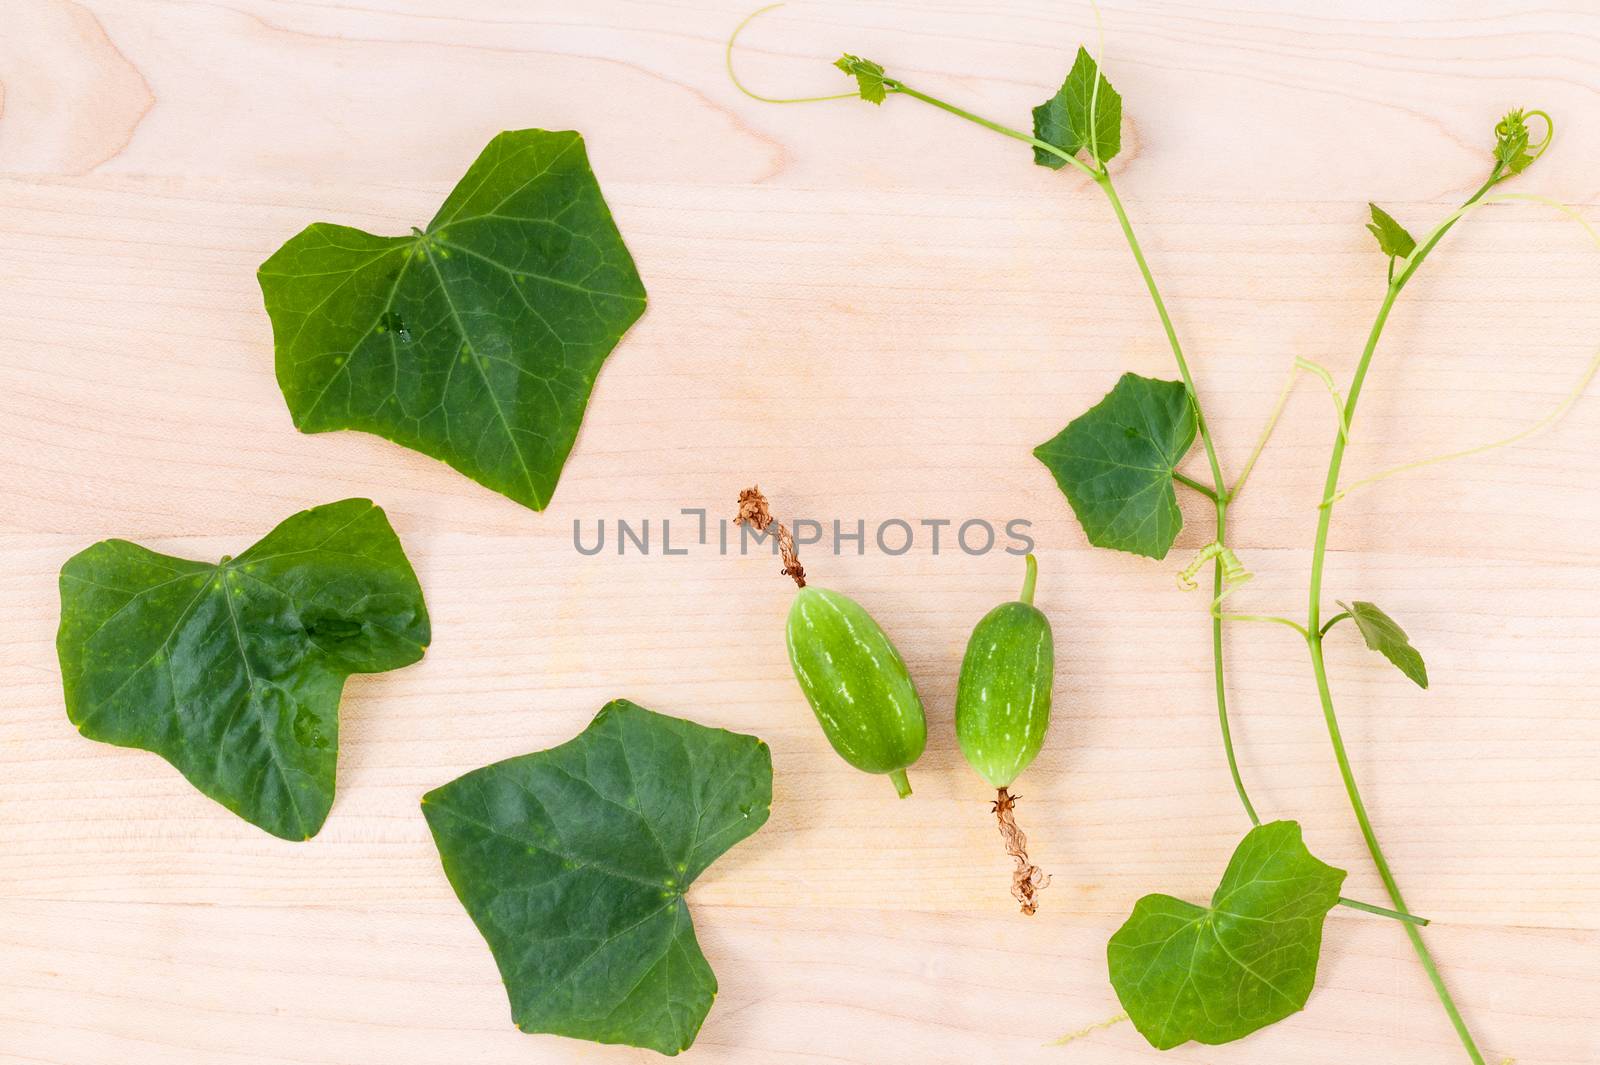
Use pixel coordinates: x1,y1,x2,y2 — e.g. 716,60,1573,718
380,311,412,343
292,707,330,749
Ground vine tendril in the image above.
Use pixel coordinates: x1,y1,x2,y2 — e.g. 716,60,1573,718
726,4,860,105
1176,541,1251,602
1230,357,1349,501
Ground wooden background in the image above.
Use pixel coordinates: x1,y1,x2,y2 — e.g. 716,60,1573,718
3,1,1598,1062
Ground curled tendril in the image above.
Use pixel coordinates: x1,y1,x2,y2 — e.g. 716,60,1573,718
1176,541,1252,601
1524,109,1555,158
725,4,861,105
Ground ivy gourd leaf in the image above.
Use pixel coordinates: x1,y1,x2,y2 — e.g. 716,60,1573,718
1340,600,1429,688
834,54,889,104
1033,373,1196,559
1366,203,1416,259
1032,46,1123,168
56,499,430,840
259,129,647,511
422,699,772,1056
1108,820,1347,1050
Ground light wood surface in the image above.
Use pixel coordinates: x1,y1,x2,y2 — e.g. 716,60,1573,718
3,2,1599,1062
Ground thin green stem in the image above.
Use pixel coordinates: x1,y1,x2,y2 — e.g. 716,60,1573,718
1020,553,1038,606
1098,169,1256,846
1173,470,1218,500
887,84,1101,180
1337,895,1430,926
1305,170,1504,1065
1097,173,1227,495
1210,500,1258,825
1319,611,1352,637
845,79,1228,508
1308,642,1480,1060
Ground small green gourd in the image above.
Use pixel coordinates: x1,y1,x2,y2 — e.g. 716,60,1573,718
737,487,926,798
956,554,1054,913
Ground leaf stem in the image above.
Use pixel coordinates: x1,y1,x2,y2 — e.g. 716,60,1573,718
1173,470,1218,500
1096,173,1228,496
1092,171,1262,847
1210,500,1259,825
1319,610,1352,637
886,83,1102,181
1336,895,1430,926
1304,170,1504,1065
1093,169,1268,855
1308,641,1480,1059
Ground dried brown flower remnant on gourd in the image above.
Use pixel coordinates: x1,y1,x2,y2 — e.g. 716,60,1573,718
994,787,1049,915
735,486,806,588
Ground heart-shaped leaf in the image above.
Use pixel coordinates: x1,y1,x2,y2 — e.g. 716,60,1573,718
1034,373,1197,559
1032,46,1123,168
422,700,772,1056
1340,600,1429,688
1108,820,1347,1049
260,129,647,511
56,499,430,840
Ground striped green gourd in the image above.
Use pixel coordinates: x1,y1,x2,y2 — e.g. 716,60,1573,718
736,486,927,799
786,585,927,798
956,554,1054,912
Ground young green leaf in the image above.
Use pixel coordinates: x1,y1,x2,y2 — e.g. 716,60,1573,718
1338,600,1429,688
1494,109,1536,174
259,130,647,511
1108,821,1347,1049
834,53,889,104
1033,373,1197,559
1031,46,1123,169
57,499,429,840
422,700,772,1056
1366,203,1416,259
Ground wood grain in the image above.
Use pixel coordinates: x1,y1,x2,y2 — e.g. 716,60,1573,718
3,1,1598,1062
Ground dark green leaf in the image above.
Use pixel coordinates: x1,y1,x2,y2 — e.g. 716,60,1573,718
1108,821,1347,1050
1033,373,1196,559
1339,600,1429,688
57,499,429,840
259,130,648,511
1031,46,1122,169
1366,203,1416,259
834,54,888,104
422,700,772,1056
